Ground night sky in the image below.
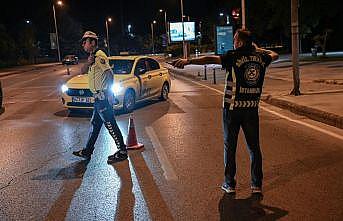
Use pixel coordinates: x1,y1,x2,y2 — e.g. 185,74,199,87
1,0,238,36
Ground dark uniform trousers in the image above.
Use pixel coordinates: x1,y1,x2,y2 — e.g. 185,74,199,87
223,106,263,188
84,92,126,154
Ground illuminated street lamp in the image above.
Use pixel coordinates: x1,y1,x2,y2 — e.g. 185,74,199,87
219,13,230,25
105,17,112,55
151,20,157,54
52,1,63,62
182,15,190,21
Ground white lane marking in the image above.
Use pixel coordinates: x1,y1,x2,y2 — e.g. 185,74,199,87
260,106,343,141
5,67,65,89
4,99,59,104
46,89,58,97
145,126,178,181
6,73,49,89
128,158,153,221
175,75,343,141
41,98,59,102
9,86,56,90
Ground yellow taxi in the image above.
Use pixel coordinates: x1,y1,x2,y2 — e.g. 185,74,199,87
60,55,171,113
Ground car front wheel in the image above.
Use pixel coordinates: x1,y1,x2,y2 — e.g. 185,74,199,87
123,90,135,113
160,82,169,101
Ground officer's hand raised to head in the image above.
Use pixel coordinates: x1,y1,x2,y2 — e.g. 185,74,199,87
88,54,95,64
171,58,190,69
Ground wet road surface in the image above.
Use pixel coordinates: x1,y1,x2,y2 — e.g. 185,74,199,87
0,65,343,220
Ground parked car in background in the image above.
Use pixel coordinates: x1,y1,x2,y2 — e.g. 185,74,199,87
62,55,79,65
60,55,171,113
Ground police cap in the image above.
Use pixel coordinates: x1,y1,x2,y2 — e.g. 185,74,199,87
81,31,98,41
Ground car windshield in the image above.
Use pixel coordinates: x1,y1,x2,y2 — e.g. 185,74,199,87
110,59,134,75
64,55,75,59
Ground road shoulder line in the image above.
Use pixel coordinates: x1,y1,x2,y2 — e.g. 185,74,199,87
145,126,178,181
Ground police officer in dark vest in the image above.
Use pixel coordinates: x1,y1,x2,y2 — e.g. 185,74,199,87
73,31,128,164
172,29,279,194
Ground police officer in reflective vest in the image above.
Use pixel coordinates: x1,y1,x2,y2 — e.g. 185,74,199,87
73,31,128,164
172,29,278,194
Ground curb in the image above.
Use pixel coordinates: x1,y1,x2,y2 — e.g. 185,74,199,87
169,67,343,129
261,95,343,129
0,63,61,78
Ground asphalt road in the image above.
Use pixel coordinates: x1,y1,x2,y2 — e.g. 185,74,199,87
0,65,343,221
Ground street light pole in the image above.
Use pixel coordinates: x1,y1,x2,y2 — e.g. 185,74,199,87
105,18,112,56
159,9,169,45
241,0,246,29
291,0,301,95
164,10,168,40
52,3,61,62
151,21,156,54
180,0,187,58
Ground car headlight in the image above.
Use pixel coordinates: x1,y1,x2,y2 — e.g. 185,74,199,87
61,84,69,93
111,83,123,95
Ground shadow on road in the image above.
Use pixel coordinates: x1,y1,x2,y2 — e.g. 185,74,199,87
219,193,288,221
33,160,89,181
54,109,92,118
95,148,173,221
128,149,174,221
0,107,4,115
32,160,89,221
109,159,135,221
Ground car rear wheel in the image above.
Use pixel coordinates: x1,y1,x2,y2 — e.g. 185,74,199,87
123,90,135,113
160,82,169,101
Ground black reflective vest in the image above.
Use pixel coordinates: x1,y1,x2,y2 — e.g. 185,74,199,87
221,48,272,110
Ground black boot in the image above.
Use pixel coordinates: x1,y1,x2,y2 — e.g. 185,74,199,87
107,150,128,164
72,149,92,160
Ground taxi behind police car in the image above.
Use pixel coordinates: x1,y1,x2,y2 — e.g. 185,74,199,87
61,55,171,113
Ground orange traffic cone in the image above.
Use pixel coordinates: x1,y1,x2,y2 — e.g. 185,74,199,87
126,114,144,150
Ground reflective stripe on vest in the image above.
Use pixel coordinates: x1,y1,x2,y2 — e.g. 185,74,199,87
224,99,259,108
229,68,237,110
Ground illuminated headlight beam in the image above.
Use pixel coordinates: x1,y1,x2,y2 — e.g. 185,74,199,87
111,83,123,95
61,84,69,93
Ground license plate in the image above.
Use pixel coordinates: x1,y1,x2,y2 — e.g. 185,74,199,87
72,97,92,103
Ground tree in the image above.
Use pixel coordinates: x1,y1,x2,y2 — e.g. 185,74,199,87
18,24,39,64
0,24,19,67
313,29,332,56
58,12,83,57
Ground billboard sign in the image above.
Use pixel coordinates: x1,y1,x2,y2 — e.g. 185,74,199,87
169,22,195,42
216,26,233,55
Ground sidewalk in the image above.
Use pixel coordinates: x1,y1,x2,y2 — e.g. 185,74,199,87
164,60,343,129
0,62,61,78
